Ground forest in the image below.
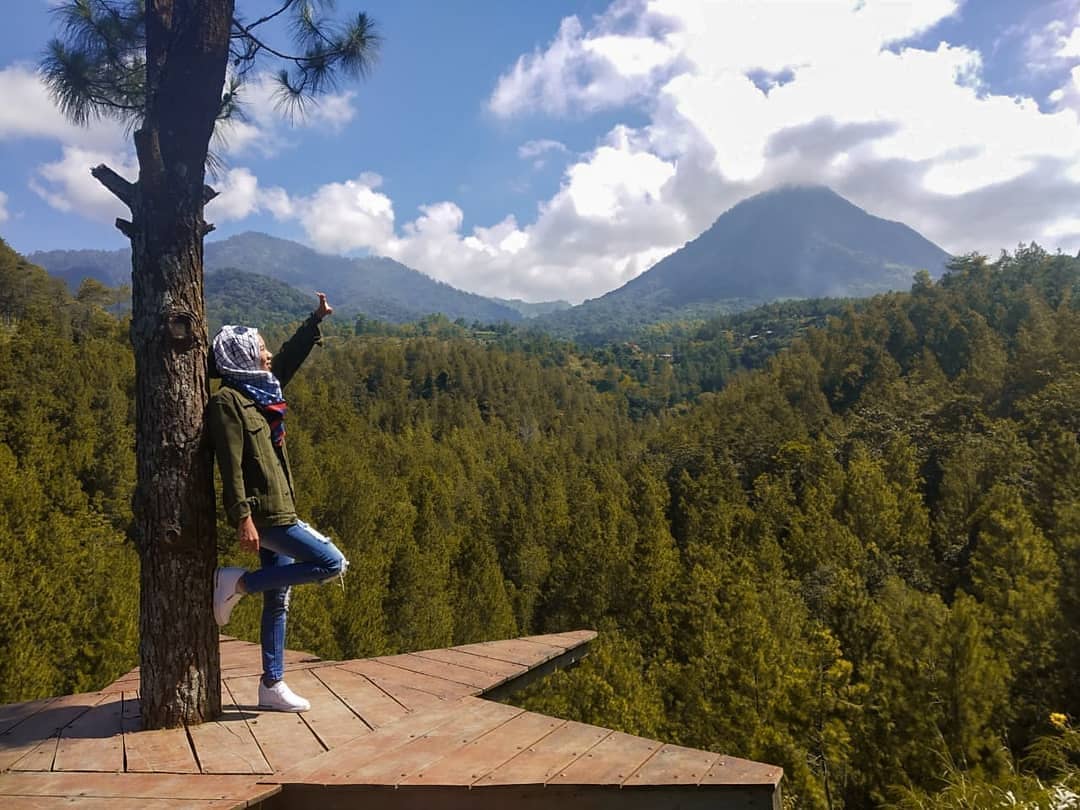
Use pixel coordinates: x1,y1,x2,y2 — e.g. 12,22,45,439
1,236,1079,808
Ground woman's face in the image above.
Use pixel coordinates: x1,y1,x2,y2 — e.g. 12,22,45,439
258,337,272,371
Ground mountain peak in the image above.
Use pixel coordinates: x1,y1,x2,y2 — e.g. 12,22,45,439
609,185,950,305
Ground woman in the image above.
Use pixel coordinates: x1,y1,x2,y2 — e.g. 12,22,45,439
209,292,347,712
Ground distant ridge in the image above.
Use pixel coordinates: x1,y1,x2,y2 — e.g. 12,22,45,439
30,233,525,325
492,296,573,318
536,185,951,341
28,187,949,338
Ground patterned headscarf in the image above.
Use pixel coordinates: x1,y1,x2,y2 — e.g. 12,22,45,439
212,325,288,446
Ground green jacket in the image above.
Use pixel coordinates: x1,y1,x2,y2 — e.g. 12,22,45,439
208,314,322,528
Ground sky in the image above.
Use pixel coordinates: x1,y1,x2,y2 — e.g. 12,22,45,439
3,1,1080,304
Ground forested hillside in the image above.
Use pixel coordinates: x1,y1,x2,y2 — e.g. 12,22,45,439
3,235,1080,807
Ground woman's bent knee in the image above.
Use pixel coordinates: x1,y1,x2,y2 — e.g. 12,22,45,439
321,551,348,583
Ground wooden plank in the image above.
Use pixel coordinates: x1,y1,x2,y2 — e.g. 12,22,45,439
363,680,448,714
478,721,611,786
513,632,595,649
532,630,598,645
2,691,104,772
310,666,410,729
410,648,525,682
274,669,371,750
283,648,323,665
451,639,564,668
0,698,56,738
1,798,242,809
0,771,278,802
100,676,139,695
186,707,272,775
122,693,200,774
52,692,125,773
222,676,325,775
622,743,721,786
337,660,475,701
546,731,661,786
374,654,502,691
271,698,475,784
215,659,330,680
337,700,522,785
400,710,562,787
700,754,784,786
217,646,266,675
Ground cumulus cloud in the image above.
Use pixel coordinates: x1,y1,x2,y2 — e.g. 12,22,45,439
265,126,689,302
274,172,396,253
30,146,135,224
209,168,261,222
489,10,681,118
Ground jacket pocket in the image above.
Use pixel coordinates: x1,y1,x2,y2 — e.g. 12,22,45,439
243,415,269,459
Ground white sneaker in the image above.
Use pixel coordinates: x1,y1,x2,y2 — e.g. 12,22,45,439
258,680,311,712
213,567,246,627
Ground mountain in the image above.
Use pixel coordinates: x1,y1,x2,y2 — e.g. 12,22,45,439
492,297,573,318
30,232,524,325
204,268,315,329
537,185,951,342
29,247,132,290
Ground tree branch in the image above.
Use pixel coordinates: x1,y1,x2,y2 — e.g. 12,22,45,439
230,20,302,64
203,185,219,204
90,163,136,208
241,1,298,32
115,217,136,238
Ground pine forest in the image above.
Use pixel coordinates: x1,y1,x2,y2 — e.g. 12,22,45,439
4,236,1080,807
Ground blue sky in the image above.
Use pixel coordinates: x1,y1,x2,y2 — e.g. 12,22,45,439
3,1,1080,303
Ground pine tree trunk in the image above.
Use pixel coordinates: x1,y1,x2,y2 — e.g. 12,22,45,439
124,0,233,728
130,222,220,727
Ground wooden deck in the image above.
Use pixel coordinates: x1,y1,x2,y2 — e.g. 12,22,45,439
0,632,782,809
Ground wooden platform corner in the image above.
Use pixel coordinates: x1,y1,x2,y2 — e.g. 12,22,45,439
0,631,782,809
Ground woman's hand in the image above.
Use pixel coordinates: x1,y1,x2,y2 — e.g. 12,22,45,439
314,292,333,322
237,515,260,553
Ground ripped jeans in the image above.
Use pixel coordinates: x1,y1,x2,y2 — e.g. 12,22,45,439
238,520,348,684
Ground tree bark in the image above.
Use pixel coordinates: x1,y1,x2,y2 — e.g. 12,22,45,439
123,0,234,728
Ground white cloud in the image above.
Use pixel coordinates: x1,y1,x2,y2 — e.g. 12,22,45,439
30,146,135,223
562,127,674,218
489,11,680,118
1058,26,1080,58
518,139,568,160
287,173,396,253
266,127,689,302
0,191,8,223
216,73,358,158
0,63,126,151
209,168,261,222
519,138,569,170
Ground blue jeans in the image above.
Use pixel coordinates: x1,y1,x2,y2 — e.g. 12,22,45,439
239,520,348,684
